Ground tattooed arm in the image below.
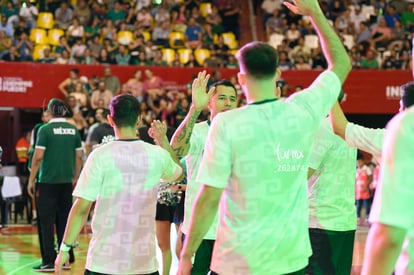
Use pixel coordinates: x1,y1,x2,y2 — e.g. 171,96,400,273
171,71,215,157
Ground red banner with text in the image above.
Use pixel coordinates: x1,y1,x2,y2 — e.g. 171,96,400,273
0,63,411,114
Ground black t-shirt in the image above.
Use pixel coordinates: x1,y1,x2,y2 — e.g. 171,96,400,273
90,123,115,144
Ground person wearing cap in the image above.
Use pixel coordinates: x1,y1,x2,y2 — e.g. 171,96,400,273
28,98,83,272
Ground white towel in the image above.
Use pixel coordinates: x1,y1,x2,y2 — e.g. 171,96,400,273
1,176,22,199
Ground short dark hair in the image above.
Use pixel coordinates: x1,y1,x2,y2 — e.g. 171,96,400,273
236,42,278,80
47,98,69,117
109,94,140,128
209,79,237,96
70,68,79,75
400,81,414,109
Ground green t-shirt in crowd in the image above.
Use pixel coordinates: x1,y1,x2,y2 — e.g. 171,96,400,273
35,118,82,183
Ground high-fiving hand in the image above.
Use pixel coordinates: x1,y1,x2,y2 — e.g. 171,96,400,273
149,120,168,145
283,0,322,16
192,70,216,112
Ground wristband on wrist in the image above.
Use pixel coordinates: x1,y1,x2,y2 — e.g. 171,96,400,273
60,242,73,252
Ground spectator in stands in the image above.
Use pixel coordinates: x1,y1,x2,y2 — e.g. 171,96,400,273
135,51,151,66
126,70,145,102
65,95,88,139
106,0,126,26
0,30,12,56
101,19,117,41
335,8,352,34
350,5,366,33
265,9,283,38
82,48,96,65
170,5,187,33
299,19,315,36
185,17,203,49
85,17,101,40
135,0,151,13
356,22,371,44
190,5,204,26
290,37,311,64
37,47,56,63
278,50,294,71
285,22,301,48
96,48,115,64
90,81,113,109
184,52,200,68
294,55,311,70
136,6,153,31
102,65,121,95
55,2,73,29
361,49,379,69
153,20,170,48
87,35,102,58
184,0,200,13
202,23,215,49
154,5,170,24
70,82,88,107
1,44,20,61
19,0,38,29
205,4,223,35
171,52,182,67
214,35,230,63
58,68,80,97
384,5,401,28
144,69,164,99
390,19,406,49
123,7,135,28
382,48,403,69
219,0,240,40
151,49,169,67
14,32,33,61
54,36,71,56
370,16,392,49
310,46,327,69
203,49,221,68
0,15,13,37
67,17,85,47
115,44,131,65
2,2,19,27
71,37,87,62
73,0,90,26
261,0,281,27
13,17,29,39
226,54,238,69
139,101,155,126
329,0,345,21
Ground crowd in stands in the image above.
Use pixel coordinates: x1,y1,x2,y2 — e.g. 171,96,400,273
1,0,413,69
56,65,243,153
0,0,241,68
261,0,414,70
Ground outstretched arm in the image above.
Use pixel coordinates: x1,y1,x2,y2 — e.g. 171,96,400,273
329,101,348,139
170,71,215,157
284,0,351,84
54,198,93,274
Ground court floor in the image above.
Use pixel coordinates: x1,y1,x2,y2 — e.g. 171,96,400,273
0,224,369,275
